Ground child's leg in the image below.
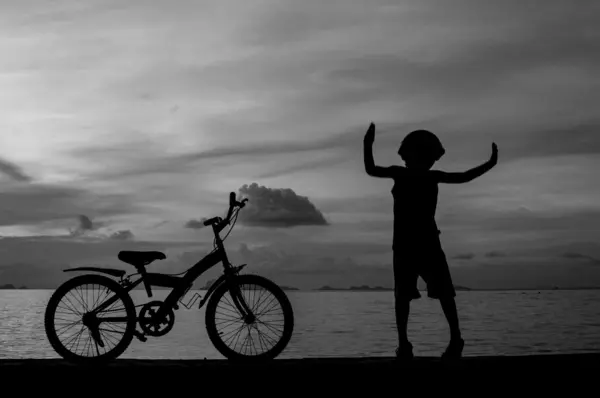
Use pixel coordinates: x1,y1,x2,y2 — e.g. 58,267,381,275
419,234,462,344
440,296,461,341
393,250,420,348
394,297,410,344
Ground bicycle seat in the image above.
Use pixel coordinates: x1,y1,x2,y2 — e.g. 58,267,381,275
118,251,166,268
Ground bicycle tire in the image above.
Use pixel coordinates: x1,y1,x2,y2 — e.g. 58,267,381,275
205,274,294,361
44,274,137,363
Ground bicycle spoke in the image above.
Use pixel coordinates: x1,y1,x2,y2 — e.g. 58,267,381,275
216,303,241,319
223,323,247,348
64,326,84,349
56,320,83,337
63,294,84,316
254,323,278,346
49,279,133,359
215,317,243,329
208,277,291,359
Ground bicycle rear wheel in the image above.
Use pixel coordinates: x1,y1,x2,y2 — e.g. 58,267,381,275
44,274,136,362
205,274,294,360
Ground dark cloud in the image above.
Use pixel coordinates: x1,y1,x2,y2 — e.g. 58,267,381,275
0,235,164,268
0,182,138,227
453,206,600,234
449,260,600,290
560,252,600,266
0,235,206,288
185,218,208,229
237,183,328,228
211,242,600,290
152,220,169,228
69,215,104,236
485,251,507,258
0,158,32,182
452,253,475,260
67,216,134,241
221,243,393,289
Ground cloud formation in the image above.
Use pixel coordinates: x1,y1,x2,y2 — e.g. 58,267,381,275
1,0,600,289
237,183,328,228
0,182,139,227
0,158,32,182
485,251,507,258
69,215,104,236
185,218,208,230
560,252,600,266
110,230,134,240
452,253,475,260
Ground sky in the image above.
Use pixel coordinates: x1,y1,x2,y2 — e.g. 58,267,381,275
1,0,599,289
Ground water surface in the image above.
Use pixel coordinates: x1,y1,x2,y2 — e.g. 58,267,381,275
1,289,599,359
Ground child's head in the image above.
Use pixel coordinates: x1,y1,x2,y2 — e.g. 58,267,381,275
398,129,445,170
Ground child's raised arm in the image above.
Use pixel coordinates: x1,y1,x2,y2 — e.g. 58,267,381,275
432,143,498,184
364,122,401,178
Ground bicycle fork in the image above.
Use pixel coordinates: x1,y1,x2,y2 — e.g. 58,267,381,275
227,277,255,322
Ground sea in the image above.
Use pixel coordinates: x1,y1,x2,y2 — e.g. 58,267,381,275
1,289,600,359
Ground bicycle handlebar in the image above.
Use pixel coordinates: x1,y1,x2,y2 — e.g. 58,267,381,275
202,192,249,231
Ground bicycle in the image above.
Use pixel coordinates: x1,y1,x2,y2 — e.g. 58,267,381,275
44,191,294,363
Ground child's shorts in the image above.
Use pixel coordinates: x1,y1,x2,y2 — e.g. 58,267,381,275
393,230,456,301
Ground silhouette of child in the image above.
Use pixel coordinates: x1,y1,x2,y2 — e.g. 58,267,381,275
363,122,498,359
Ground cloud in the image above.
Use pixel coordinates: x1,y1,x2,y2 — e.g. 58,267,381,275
70,126,362,180
69,214,104,236
485,251,507,258
210,242,600,290
185,218,208,229
0,182,139,227
0,158,32,182
560,252,600,266
236,183,328,228
110,230,134,240
0,235,209,288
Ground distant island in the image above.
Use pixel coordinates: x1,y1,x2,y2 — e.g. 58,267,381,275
315,285,393,291
0,284,27,290
198,280,298,291
314,284,472,292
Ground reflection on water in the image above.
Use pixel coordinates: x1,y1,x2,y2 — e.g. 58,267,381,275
1,289,600,359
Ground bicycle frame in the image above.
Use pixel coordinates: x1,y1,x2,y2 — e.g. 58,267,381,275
90,213,252,325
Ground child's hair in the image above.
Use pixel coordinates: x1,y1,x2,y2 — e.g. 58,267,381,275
398,129,445,162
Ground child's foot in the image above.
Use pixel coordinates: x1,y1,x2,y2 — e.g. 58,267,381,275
395,341,414,360
441,338,464,360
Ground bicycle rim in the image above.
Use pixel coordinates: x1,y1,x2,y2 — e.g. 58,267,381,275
205,274,294,360
44,274,136,362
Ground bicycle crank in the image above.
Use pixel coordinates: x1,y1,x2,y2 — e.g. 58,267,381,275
138,301,175,337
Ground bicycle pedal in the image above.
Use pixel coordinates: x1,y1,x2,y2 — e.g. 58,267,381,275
134,330,147,342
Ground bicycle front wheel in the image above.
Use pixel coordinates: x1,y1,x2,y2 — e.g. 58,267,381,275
205,274,294,360
44,274,137,362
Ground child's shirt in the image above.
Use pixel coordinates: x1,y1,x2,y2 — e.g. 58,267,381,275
390,167,440,250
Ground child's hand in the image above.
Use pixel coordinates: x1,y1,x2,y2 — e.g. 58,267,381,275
489,142,498,165
364,122,375,142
